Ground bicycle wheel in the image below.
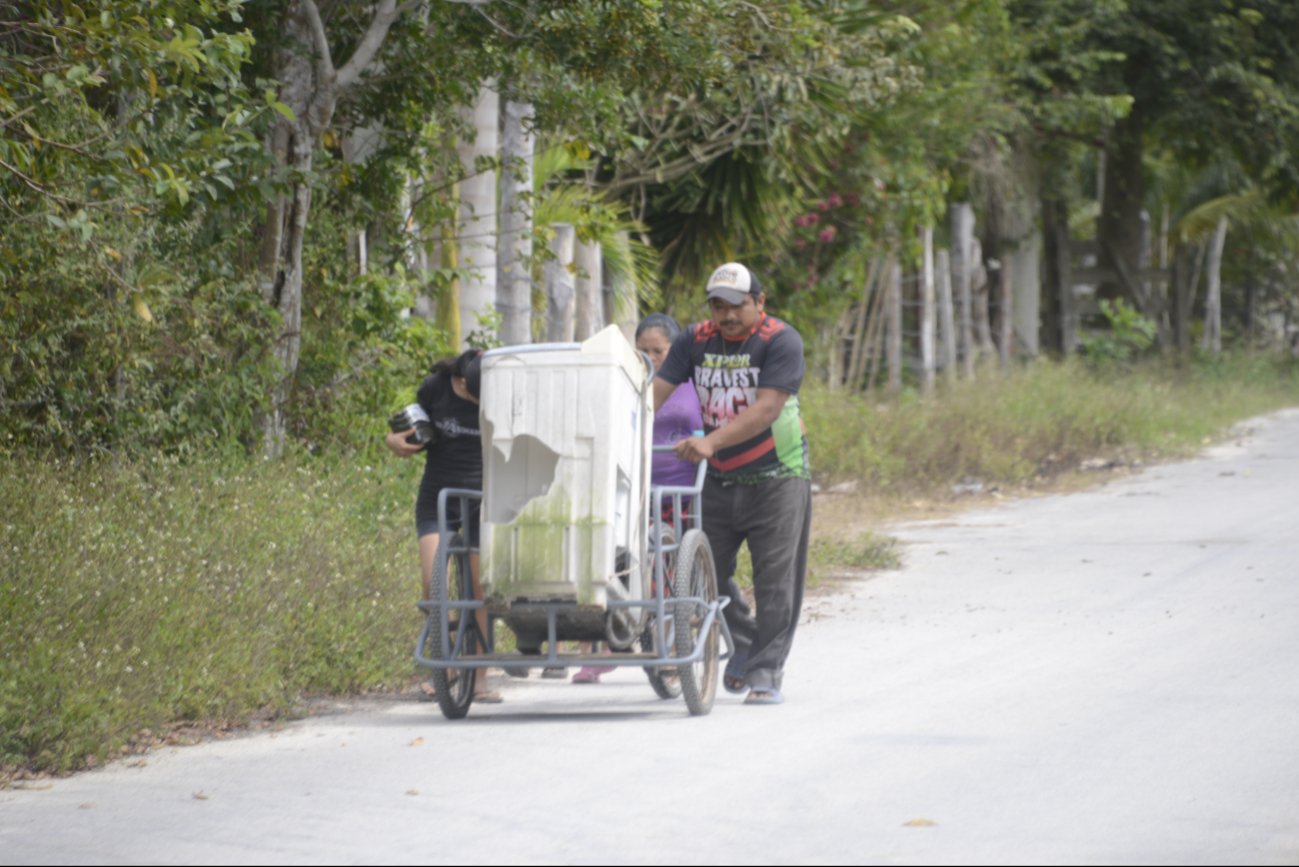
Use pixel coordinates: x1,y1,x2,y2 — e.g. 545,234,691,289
641,624,682,699
427,533,477,720
642,524,682,699
672,528,718,715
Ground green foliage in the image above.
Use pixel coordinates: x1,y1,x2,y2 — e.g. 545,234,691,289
1079,0,1299,204
1080,298,1158,365
0,214,277,456
810,532,903,577
610,1,925,292
292,264,456,457
0,1,266,227
0,1,276,456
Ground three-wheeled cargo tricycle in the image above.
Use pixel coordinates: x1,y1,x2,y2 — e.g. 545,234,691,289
413,327,734,719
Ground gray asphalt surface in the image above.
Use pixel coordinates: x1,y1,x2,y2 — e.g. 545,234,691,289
4,408,1299,866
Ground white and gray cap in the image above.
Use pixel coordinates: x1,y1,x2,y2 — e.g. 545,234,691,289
705,262,761,305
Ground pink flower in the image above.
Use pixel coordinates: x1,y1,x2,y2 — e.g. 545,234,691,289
818,226,837,243
805,212,819,225
826,193,843,208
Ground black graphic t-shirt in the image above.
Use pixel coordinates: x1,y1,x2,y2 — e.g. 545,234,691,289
416,372,482,496
657,312,811,484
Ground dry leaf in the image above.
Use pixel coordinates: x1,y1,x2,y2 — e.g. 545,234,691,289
405,789,419,796
408,737,424,747
192,791,209,801
903,818,937,827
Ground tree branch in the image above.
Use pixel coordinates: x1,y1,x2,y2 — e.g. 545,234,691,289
300,0,337,82
335,0,404,91
0,155,81,205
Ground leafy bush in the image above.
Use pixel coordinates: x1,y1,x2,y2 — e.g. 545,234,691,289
1080,298,1158,364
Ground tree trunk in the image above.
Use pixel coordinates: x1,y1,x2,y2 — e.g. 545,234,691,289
1040,193,1073,356
1172,243,1193,355
341,124,383,277
1242,263,1256,345
1154,202,1173,349
457,81,499,347
981,171,1005,363
1201,217,1228,354
949,202,976,378
254,0,403,456
498,98,534,346
971,237,995,361
886,255,902,395
936,249,957,382
1098,107,1145,305
1007,187,1041,359
545,224,576,342
919,227,935,394
573,238,603,340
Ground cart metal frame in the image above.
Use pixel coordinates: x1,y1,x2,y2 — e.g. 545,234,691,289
414,447,735,718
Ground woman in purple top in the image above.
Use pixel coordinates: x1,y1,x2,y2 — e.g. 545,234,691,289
638,313,705,490
571,313,704,685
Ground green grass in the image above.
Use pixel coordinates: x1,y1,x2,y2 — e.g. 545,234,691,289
2,350,1296,776
802,352,1299,494
0,451,426,775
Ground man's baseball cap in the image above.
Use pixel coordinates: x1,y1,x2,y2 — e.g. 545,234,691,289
706,262,761,305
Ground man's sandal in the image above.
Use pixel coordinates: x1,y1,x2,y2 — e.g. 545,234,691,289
744,687,784,705
723,648,749,694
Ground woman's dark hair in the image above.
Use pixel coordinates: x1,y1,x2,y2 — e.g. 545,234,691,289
431,349,484,399
635,313,682,342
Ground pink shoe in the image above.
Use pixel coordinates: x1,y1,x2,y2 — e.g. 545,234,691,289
572,666,615,684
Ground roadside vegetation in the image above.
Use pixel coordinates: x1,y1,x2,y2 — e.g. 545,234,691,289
3,351,1295,779
5,0,1299,786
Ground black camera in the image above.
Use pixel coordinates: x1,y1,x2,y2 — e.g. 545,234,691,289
388,403,438,446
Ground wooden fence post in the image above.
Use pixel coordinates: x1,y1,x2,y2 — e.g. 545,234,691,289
887,255,902,395
920,227,936,394
936,249,957,383
951,202,976,378
846,258,880,390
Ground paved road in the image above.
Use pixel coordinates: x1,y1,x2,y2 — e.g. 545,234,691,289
4,409,1299,866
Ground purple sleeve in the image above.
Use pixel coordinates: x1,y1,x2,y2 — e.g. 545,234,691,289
651,381,703,488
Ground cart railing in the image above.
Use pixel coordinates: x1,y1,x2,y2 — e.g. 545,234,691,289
414,456,734,672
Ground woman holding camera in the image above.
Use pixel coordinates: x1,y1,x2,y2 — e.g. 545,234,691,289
385,348,502,703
